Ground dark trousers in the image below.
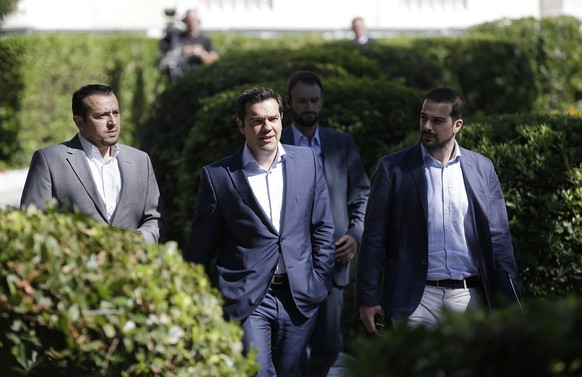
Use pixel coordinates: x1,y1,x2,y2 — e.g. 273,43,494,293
241,284,318,377
296,285,343,377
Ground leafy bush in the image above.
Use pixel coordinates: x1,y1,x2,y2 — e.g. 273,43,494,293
468,16,582,114
0,33,161,167
347,296,582,376
410,36,537,116
458,114,582,297
0,203,257,376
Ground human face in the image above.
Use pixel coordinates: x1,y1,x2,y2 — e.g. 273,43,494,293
74,94,121,157
287,82,323,129
237,98,282,167
419,100,463,152
352,19,367,38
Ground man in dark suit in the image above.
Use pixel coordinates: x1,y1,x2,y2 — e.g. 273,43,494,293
20,84,163,243
356,87,521,334
184,87,335,377
281,71,370,377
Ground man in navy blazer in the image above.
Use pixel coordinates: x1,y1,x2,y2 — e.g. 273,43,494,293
184,87,335,376
20,84,163,243
281,71,369,377
357,87,521,333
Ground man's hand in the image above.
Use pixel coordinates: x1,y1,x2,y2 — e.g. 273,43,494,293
359,305,384,335
335,234,358,264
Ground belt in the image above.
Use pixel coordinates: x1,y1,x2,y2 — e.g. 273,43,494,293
426,276,480,289
271,274,288,285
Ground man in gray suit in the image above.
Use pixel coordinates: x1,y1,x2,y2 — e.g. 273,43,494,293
184,87,335,376
281,71,370,377
20,84,163,243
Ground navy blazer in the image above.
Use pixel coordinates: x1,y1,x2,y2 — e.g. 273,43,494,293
281,126,370,286
356,142,521,318
20,135,164,243
184,145,336,321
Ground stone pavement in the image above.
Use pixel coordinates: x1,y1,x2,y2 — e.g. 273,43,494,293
0,168,356,376
0,168,27,208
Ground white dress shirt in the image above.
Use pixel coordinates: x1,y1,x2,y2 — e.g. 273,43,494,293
242,142,287,273
78,133,121,221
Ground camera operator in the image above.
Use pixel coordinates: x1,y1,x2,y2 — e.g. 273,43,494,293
158,9,219,81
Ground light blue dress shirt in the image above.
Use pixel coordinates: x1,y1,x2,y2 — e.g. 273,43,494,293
421,142,478,281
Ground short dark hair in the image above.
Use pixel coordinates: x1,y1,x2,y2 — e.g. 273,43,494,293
287,71,324,98
423,87,467,121
72,84,114,119
235,87,283,120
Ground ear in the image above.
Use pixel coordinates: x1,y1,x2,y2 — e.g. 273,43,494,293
236,117,245,134
73,115,83,130
453,119,463,133
284,95,291,107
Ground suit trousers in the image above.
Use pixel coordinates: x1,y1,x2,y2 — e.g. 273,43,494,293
392,285,483,329
241,283,318,377
295,285,343,377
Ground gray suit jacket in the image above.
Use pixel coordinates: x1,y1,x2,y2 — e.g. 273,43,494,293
281,126,370,286
184,145,335,321
20,135,164,243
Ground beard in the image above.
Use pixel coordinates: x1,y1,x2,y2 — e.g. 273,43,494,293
291,109,319,128
421,130,455,152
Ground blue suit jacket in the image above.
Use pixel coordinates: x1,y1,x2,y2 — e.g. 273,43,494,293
184,145,336,321
281,126,370,287
356,142,521,318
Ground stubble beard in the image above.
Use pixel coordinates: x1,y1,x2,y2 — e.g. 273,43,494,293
421,131,455,153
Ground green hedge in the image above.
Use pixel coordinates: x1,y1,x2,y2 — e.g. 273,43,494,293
468,15,582,114
0,203,258,376
347,296,582,376
458,114,582,297
0,33,161,167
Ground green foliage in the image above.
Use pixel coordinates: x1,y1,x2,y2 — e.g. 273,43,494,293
347,296,582,376
0,0,19,22
468,16,582,114
458,114,582,297
0,203,258,376
0,33,161,167
410,36,537,116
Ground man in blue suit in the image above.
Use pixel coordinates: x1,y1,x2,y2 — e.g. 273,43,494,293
281,71,369,376
184,87,335,376
356,87,521,333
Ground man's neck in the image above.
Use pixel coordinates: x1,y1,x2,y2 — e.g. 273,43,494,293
294,123,318,142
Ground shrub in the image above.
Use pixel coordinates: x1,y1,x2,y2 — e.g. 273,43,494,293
347,296,582,376
458,114,582,297
0,33,161,167
0,203,258,376
468,16,582,114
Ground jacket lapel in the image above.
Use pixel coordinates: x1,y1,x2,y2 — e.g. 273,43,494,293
227,151,279,234
66,136,108,222
408,142,429,219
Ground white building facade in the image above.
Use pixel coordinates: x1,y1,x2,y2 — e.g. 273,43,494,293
2,0,582,37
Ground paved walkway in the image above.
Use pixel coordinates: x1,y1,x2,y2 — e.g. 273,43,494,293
0,168,28,208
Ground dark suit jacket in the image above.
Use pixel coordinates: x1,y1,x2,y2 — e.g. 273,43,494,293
184,145,336,321
281,126,370,287
356,142,521,318
20,135,164,243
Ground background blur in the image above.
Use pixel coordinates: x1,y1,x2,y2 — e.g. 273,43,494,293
3,0,582,38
